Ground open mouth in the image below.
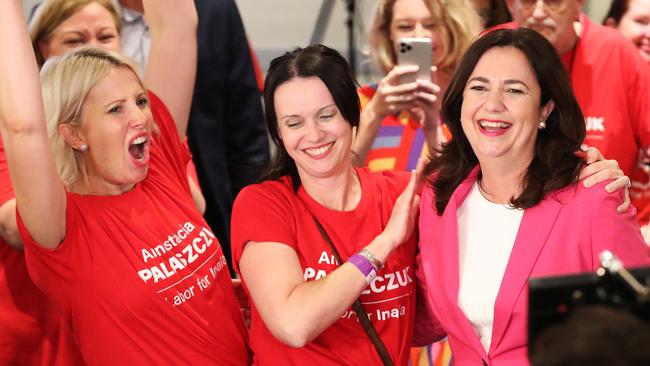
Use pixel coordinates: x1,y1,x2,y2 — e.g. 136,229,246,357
128,135,149,161
478,120,511,135
303,142,334,157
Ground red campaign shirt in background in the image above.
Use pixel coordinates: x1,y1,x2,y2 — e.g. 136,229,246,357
561,15,650,224
498,17,650,224
231,168,416,366
0,139,83,366
18,92,250,366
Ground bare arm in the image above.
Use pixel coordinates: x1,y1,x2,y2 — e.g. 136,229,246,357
0,0,66,249
0,199,23,249
188,176,206,214
142,0,198,141
239,168,423,347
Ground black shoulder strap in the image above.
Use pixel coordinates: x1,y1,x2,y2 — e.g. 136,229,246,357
309,214,394,366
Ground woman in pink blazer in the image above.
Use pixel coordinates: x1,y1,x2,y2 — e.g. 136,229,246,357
415,28,650,365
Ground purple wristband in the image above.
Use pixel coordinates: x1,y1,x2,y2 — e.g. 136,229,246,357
348,254,377,284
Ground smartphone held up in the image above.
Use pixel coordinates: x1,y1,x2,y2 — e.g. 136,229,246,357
397,37,432,84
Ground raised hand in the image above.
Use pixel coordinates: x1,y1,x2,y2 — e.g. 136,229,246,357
379,157,428,249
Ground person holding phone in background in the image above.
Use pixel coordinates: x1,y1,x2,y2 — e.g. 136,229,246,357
353,0,482,171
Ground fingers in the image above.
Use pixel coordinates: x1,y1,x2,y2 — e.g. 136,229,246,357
383,81,420,94
414,156,429,180
616,189,631,213
385,93,418,104
616,177,632,213
580,160,623,186
385,64,420,84
575,145,605,164
403,168,419,199
607,176,632,214
604,175,631,193
413,91,437,105
602,175,631,213
416,79,441,94
585,146,605,164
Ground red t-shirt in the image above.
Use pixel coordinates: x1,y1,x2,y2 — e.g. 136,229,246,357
502,16,650,224
0,139,83,366
231,168,416,365
18,92,250,365
563,15,650,224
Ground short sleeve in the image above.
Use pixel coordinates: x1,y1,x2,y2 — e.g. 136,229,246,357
147,91,191,195
376,169,410,203
230,182,298,274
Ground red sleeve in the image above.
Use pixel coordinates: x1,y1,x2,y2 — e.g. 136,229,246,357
381,170,411,196
625,47,650,149
147,91,192,195
230,181,299,274
0,138,15,206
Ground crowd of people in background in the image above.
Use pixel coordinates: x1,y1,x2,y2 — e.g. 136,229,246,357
0,0,648,365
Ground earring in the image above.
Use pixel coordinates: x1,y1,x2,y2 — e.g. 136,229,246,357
79,144,88,152
538,120,546,130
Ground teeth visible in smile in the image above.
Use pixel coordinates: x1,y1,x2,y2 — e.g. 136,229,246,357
304,143,332,156
131,136,147,145
479,120,510,128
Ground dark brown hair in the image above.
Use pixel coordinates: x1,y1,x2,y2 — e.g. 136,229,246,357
604,0,630,26
426,28,585,214
262,44,360,191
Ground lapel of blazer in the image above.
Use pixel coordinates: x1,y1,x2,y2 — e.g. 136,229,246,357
437,167,490,358
489,193,564,351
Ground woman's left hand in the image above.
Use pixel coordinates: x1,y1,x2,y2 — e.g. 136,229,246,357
577,145,631,213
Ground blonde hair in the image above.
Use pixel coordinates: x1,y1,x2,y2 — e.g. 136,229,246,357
369,0,482,76
30,0,122,67
41,47,142,187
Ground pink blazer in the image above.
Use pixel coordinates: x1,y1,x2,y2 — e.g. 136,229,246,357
415,167,650,365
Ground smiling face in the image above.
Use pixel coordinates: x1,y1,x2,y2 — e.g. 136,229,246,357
38,2,120,60
273,77,353,182
70,66,153,194
460,46,554,169
390,0,443,64
617,0,650,62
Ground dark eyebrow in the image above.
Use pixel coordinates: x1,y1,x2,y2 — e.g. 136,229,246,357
468,76,489,84
280,104,337,121
468,76,530,89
